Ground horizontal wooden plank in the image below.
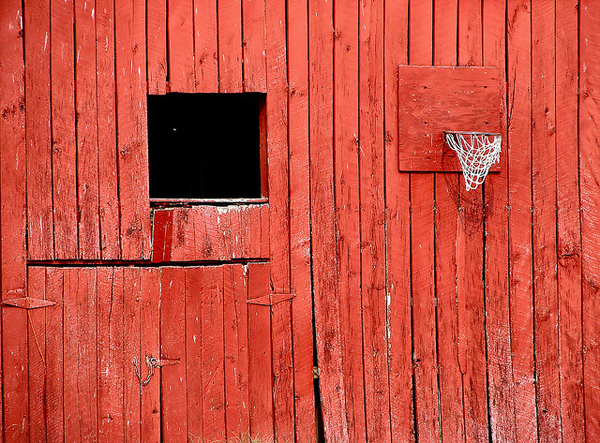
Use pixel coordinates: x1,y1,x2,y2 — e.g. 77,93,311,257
151,205,269,262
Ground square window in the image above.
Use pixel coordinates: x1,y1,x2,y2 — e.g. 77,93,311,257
147,93,267,201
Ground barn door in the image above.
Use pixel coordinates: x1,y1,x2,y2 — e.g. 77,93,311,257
23,263,278,442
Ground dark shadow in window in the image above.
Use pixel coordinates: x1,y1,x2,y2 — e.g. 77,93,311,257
147,93,266,199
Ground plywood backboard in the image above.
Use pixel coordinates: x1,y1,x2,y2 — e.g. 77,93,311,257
398,65,503,172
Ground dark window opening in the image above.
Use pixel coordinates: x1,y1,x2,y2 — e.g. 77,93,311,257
147,93,267,200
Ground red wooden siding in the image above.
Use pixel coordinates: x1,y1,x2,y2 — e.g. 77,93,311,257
1,0,600,442
21,265,288,442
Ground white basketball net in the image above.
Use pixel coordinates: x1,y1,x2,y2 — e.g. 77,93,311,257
445,132,502,191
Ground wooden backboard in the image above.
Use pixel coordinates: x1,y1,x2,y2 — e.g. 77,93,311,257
398,65,503,172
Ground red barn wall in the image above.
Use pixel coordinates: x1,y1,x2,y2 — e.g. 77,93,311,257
0,0,599,442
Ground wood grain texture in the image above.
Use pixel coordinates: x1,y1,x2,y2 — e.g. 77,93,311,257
147,0,167,94
75,0,101,260
218,0,243,92
185,266,204,442
96,0,122,259
0,0,28,439
309,0,350,439
333,0,365,441
408,2,441,441
115,0,151,260
555,2,585,441
97,268,125,442
456,2,488,441
152,205,269,262
531,2,561,441
506,1,538,441
397,65,503,172
45,268,65,442
247,263,274,438
432,2,465,442
194,0,218,92
64,268,98,442
287,0,316,438
483,1,517,441
168,0,194,92
264,0,293,439
123,267,142,442
25,0,53,260
358,0,390,441
200,266,226,441
242,0,266,92
27,267,47,442
160,267,188,441
141,268,161,442
223,264,250,438
384,0,414,441
580,0,600,439
51,0,78,259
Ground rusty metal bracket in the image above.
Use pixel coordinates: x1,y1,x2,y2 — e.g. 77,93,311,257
2,297,55,309
247,293,295,306
133,354,180,395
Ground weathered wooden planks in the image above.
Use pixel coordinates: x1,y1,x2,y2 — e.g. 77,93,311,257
531,2,561,441
556,2,585,441
1,0,28,439
483,1,517,441
384,0,414,441
168,0,194,92
506,1,538,441
152,205,269,262
580,0,600,439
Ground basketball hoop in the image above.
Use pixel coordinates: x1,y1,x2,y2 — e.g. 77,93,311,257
444,131,502,191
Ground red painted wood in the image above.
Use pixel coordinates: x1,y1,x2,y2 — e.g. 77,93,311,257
408,2,441,441
115,0,151,260
50,0,78,259
0,2,27,437
506,2,538,441
242,0,266,92
432,2,466,442
333,0,365,440
96,0,121,260
579,1,600,438
168,0,194,92
75,0,101,260
531,2,561,441
397,65,503,173
97,267,125,442
247,262,274,439
64,268,98,442
25,0,53,261
152,205,268,262
200,266,226,441
123,267,142,442
384,0,414,441
27,267,46,442
555,2,585,441
456,2,489,441
308,0,349,440
45,268,65,442
358,1,391,441
223,264,250,438
185,266,204,441
161,267,188,442
483,2,518,442
147,0,167,94
140,268,161,442
264,1,294,440
193,0,218,92
287,0,316,439
218,0,243,92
